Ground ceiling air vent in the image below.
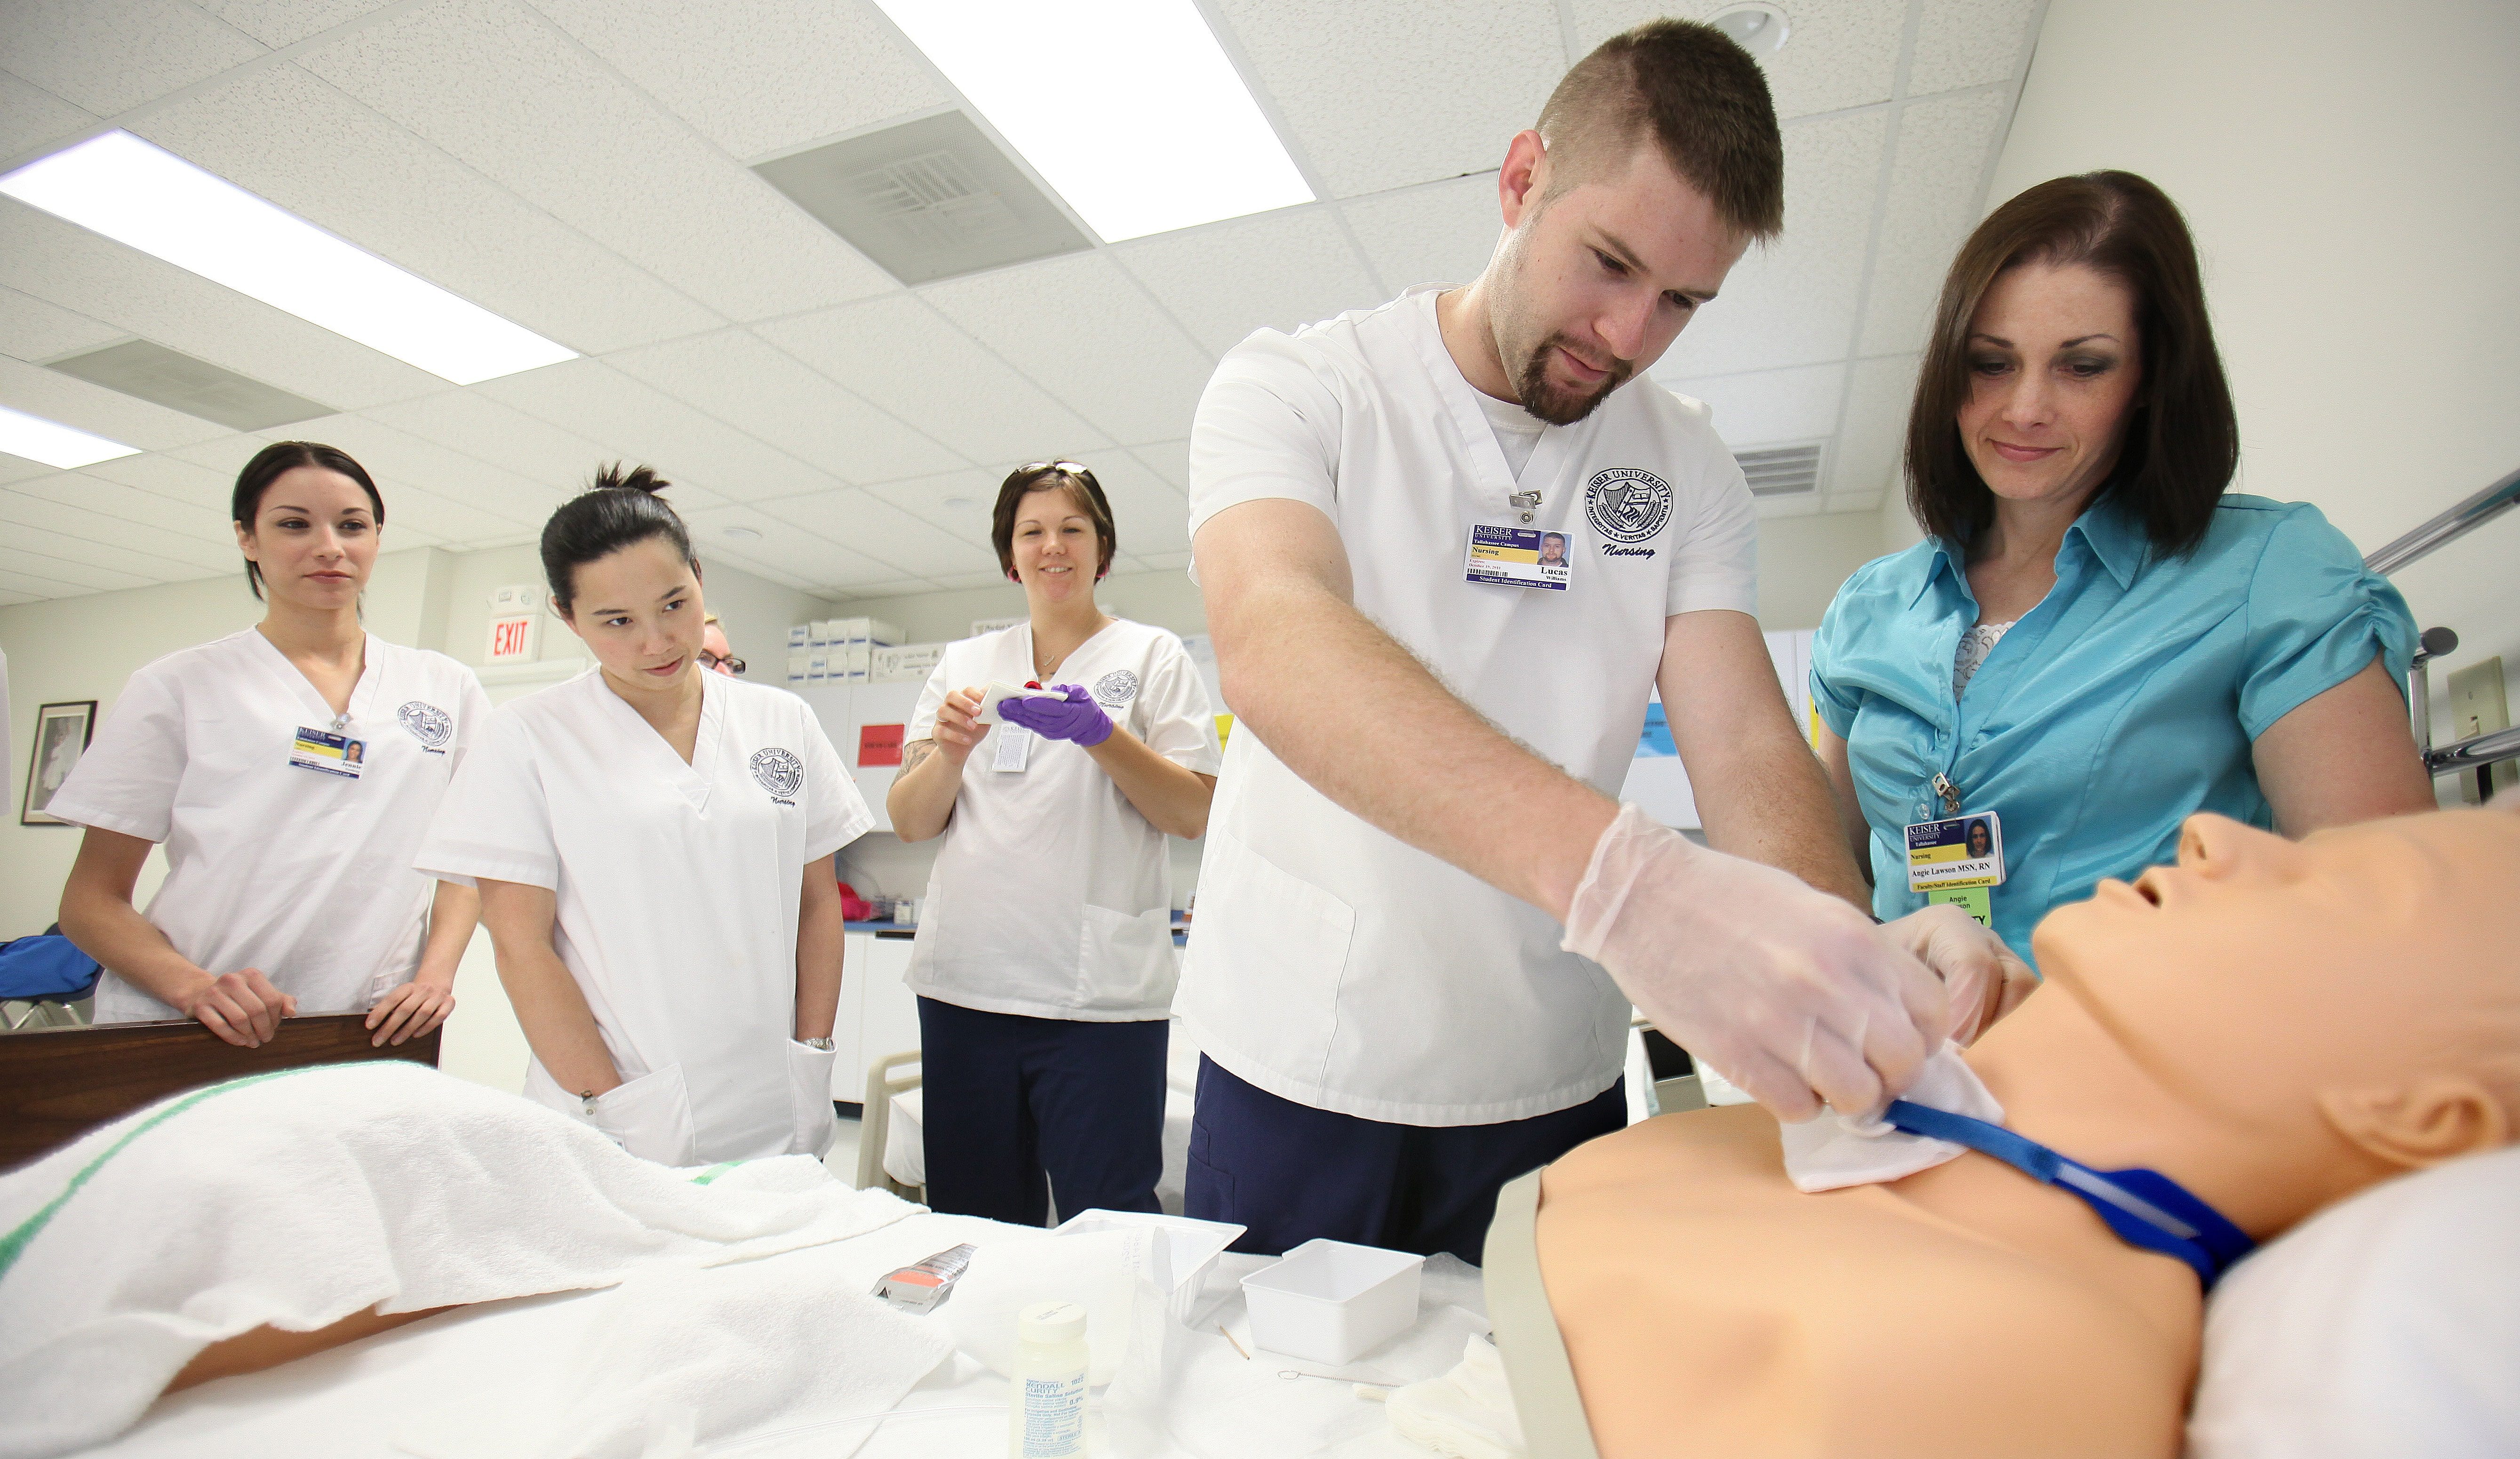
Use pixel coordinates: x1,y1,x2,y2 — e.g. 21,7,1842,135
46,339,332,432
754,111,1092,285
1739,441,1825,497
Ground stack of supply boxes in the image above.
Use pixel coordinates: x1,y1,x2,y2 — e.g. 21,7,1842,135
785,617,906,684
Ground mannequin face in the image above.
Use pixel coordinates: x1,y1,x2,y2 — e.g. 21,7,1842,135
2033,810,2520,1146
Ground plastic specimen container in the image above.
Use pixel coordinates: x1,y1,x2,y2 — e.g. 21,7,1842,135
1240,1238,1425,1364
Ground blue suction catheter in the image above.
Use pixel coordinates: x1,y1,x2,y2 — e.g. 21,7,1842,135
1883,1100,2257,1290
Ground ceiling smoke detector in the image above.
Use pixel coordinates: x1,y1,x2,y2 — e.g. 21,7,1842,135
1711,4,1791,61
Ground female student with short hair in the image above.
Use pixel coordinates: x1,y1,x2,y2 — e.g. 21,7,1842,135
417,466,864,1164
54,441,488,1048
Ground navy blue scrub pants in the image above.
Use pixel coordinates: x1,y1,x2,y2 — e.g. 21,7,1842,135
1184,1055,1626,1266
915,996,1168,1227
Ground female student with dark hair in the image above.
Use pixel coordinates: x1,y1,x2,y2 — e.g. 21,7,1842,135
885,460,1220,1224
53,441,489,1047
416,465,864,1164
1811,172,2432,968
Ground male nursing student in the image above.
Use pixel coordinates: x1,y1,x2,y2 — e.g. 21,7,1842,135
52,442,487,1050
1179,20,2026,1262
417,467,864,1166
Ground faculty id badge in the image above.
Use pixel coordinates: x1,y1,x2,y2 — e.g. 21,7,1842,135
290,724,367,779
1464,524,1571,591
1905,811,2003,892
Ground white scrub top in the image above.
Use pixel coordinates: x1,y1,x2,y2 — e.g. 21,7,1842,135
415,667,869,1164
45,630,491,1025
1179,285,1760,1127
905,618,1220,1021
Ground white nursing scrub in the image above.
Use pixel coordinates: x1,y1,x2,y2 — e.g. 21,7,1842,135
1179,284,1760,1127
905,618,1221,1021
45,630,491,1025
416,668,868,1165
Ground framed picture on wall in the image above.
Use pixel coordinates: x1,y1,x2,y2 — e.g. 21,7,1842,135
21,700,98,826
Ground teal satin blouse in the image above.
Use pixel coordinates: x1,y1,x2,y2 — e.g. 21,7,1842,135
1810,494,2415,967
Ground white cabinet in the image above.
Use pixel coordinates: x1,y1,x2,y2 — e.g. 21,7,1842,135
796,681,927,834
830,930,922,1104
1617,629,1815,829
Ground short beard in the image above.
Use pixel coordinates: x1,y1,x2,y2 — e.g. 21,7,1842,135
1512,331,1632,425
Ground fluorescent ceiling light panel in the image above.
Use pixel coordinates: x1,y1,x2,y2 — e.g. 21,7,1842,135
0,403,139,469
870,0,1313,242
0,132,575,385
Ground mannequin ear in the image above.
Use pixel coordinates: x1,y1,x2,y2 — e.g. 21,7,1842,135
2318,1076,2510,1170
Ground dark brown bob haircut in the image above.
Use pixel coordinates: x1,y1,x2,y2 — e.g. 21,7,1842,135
1535,18,1784,241
231,441,385,601
1907,170,2238,555
992,460,1117,583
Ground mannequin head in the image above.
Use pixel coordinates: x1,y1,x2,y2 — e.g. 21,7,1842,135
1993,808,2520,1233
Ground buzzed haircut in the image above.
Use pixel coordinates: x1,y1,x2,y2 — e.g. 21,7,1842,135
1536,19,1785,241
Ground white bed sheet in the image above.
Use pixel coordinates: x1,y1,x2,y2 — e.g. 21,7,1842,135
93,1210,1486,1459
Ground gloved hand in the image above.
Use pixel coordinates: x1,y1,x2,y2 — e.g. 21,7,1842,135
1880,904,2036,1046
1561,802,1949,1123
995,683,1115,746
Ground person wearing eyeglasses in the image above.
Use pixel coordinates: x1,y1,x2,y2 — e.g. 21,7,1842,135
885,460,1222,1226
699,615,744,678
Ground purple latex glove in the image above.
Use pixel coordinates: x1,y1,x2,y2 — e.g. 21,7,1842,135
996,683,1114,746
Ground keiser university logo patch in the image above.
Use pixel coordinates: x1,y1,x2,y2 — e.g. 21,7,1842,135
750,747,804,805
397,700,454,753
1584,467,1673,557
1092,669,1140,708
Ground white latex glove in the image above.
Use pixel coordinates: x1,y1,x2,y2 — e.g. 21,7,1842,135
1878,904,2037,1046
1562,803,1949,1123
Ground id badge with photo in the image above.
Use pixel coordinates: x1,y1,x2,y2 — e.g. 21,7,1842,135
1906,810,2004,926
1463,524,1571,591
991,723,1033,773
291,725,367,779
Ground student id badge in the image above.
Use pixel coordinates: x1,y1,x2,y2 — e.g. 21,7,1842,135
991,722,1033,773
290,725,367,779
1906,811,2004,925
1464,524,1571,591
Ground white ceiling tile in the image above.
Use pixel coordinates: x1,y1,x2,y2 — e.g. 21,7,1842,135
1212,0,1565,198
0,542,159,593
298,0,899,323
678,502,898,588
604,328,961,485
1136,551,1194,571
1907,0,2040,96
0,452,57,483
927,571,1008,592
198,0,392,48
471,357,846,504
837,577,933,598
0,351,229,450
1114,206,1381,355
1858,88,2012,355
0,497,228,576
359,476,521,546
755,488,998,578
16,466,232,538
1568,0,1905,120
1,0,266,117
268,413,561,528
0,283,120,362
1831,353,1917,502
1128,440,1191,490
754,296,1111,468
920,253,1213,446
83,452,235,509
522,0,947,161
0,199,450,411
167,433,269,479
1657,109,1887,377
0,585,43,604
1081,452,1193,555
360,390,622,496
1341,174,1499,294
861,466,1004,537
0,68,97,163
138,63,723,357
1658,362,1848,446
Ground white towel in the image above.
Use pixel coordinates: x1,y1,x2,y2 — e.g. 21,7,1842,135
1777,1045,2006,1193
0,1061,918,1459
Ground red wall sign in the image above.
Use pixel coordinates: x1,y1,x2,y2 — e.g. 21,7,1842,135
859,723,905,768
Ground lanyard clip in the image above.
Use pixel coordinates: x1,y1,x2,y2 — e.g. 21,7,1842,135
1932,773,1962,816
1508,489,1542,524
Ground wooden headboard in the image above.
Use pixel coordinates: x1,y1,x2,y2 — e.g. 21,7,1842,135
0,1015,440,1172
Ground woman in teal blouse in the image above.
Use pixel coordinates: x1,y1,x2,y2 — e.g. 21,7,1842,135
1811,172,2432,965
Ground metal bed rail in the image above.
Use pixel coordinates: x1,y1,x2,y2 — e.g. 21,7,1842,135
2366,465,2520,781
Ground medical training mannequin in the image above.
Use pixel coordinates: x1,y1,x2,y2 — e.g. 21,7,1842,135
1527,805,2520,1459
